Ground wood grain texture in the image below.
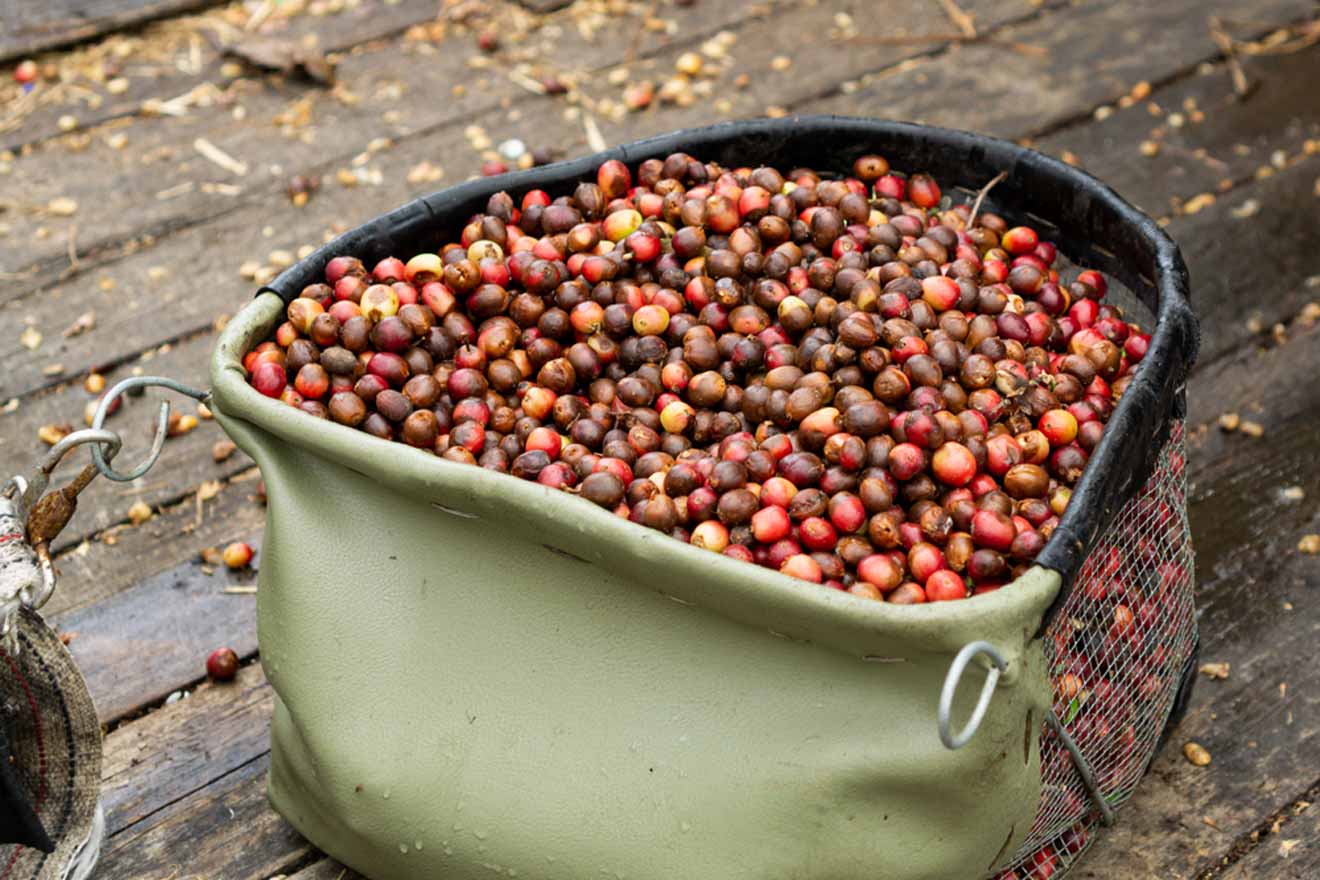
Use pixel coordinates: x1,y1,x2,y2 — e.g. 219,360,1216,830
288,858,367,880
1034,43,1320,220
54,516,261,724
101,662,273,834
5,0,457,148
1220,800,1320,879
42,461,267,618
96,753,313,880
810,0,1317,141
0,0,223,63
1161,155,1320,367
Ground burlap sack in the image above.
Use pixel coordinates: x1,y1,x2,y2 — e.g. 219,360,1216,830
0,607,102,880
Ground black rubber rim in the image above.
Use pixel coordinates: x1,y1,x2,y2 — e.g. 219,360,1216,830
259,115,1200,631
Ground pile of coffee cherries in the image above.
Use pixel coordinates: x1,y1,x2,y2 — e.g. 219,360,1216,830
245,151,1150,602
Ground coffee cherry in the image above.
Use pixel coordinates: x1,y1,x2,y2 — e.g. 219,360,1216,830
251,361,287,398
1039,409,1079,445
206,647,240,681
925,570,968,601
971,509,1016,552
780,553,822,583
931,442,976,486
222,541,254,569
908,173,941,208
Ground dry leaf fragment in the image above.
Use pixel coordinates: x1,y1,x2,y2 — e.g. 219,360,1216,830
212,439,237,462
1231,198,1261,219
194,138,249,176
37,423,72,446
623,81,654,111
62,311,95,338
167,412,200,437
197,479,222,502
1199,662,1231,680
1182,193,1216,214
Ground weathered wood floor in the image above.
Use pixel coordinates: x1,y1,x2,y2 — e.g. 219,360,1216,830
1,0,1319,877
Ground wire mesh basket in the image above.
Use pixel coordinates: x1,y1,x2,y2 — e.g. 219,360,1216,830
996,420,1197,878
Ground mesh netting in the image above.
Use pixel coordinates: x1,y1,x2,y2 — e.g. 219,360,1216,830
993,420,1197,879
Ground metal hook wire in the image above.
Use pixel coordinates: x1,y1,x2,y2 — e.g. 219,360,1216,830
90,376,210,482
36,429,122,478
2,429,123,510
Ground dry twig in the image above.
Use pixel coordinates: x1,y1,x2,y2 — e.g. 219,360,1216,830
1208,17,1249,96
967,172,1008,229
65,224,79,276
936,0,978,39
194,137,249,176
582,113,607,154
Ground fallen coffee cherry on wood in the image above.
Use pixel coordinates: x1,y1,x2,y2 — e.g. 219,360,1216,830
206,647,240,681
246,151,1149,602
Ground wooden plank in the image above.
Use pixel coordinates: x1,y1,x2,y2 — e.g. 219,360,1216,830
1034,44,1320,221
0,0,781,281
43,462,267,618
0,328,263,561
1078,318,1320,876
97,753,313,880
53,510,261,724
3,0,456,147
1163,154,1320,366
0,0,223,63
1220,799,1320,879
554,0,1058,127
809,0,1316,139
289,858,367,880
101,662,273,834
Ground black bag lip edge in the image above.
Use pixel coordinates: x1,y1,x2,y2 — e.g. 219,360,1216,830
256,114,1199,630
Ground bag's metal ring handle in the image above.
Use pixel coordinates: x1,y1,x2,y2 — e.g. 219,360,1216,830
938,640,1009,750
90,377,210,482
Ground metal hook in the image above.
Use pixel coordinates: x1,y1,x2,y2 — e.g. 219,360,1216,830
89,377,210,483
3,429,123,510
938,640,1010,750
